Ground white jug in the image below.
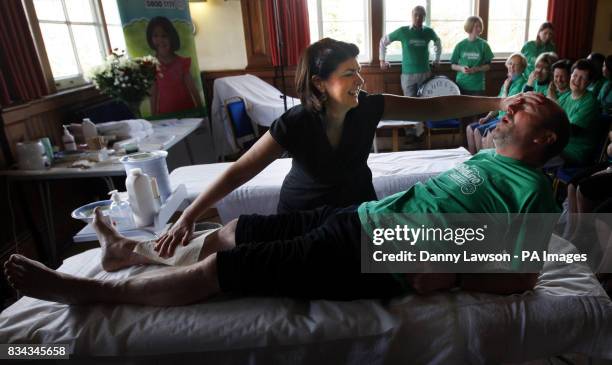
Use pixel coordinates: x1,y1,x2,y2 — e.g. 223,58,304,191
16,141,49,170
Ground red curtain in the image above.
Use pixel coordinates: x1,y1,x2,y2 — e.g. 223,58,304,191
266,0,310,67
547,0,597,60
0,0,49,106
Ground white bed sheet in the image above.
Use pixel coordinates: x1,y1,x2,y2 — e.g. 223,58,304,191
0,235,610,364
211,74,301,157
170,147,473,223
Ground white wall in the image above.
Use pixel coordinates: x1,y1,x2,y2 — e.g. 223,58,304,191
190,0,248,71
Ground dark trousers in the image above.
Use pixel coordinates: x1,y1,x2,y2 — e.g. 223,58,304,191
216,206,402,300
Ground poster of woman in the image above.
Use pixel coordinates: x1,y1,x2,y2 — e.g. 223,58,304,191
116,0,206,118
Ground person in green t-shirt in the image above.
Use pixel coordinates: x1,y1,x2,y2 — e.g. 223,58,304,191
587,53,606,97
465,53,528,153
5,94,571,304
547,59,571,102
521,22,556,77
559,59,603,166
379,6,441,96
523,52,557,95
450,16,494,96
598,55,612,115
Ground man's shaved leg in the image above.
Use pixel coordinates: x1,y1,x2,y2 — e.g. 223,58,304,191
4,253,220,306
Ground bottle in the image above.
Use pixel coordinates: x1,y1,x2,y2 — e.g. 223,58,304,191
82,118,98,142
125,168,158,227
108,190,135,230
62,125,77,151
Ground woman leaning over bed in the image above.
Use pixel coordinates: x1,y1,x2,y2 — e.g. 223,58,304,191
154,38,518,256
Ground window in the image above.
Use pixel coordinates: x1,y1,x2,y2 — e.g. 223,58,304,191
307,0,371,63
31,0,123,90
383,0,476,61
487,0,548,56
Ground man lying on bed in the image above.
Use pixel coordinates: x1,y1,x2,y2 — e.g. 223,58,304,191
4,93,569,306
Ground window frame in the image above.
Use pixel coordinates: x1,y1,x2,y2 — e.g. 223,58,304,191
25,0,114,91
382,0,478,62
487,0,547,59
308,0,373,63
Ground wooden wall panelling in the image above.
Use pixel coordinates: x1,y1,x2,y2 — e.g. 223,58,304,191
1,86,106,161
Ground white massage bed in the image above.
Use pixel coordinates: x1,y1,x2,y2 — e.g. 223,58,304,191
0,234,610,363
170,147,473,223
211,74,301,157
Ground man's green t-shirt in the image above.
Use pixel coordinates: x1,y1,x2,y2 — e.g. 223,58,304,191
358,150,559,228
558,91,601,165
451,37,494,92
520,40,556,76
389,26,440,74
598,80,612,115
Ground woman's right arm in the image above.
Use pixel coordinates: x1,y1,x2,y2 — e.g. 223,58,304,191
154,131,285,257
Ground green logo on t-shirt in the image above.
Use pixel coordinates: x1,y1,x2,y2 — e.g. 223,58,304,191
448,164,484,194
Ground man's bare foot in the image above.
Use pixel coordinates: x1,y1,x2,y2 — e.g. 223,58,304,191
3,254,85,304
92,207,151,271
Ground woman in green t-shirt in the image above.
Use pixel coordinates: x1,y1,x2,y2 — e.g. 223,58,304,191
450,16,494,96
521,22,555,77
523,52,557,95
598,55,612,115
465,53,527,153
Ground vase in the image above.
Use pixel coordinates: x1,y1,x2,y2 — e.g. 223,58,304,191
124,100,142,118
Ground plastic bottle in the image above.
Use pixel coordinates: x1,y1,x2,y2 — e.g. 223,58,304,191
108,190,135,230
82,118,98,141
125,168,158,227
62,125,77,151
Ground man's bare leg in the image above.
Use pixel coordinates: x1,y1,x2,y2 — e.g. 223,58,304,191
2,214,239,306
94,208,237,271
4,253,220,306
466,125,476,154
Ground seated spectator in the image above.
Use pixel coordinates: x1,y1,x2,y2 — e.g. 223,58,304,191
466,53,527,154
587,53,606,97
547,59,571,101
558,59,602,166
598,55,612,115
523,52,558,94
4,95,569,304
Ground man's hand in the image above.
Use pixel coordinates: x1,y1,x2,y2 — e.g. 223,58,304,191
406,273,458,294
380,60,390,70
500,92,546,113
154,215,196,258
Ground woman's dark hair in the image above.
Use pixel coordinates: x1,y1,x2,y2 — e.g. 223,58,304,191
535,22,554,46
587,53,605,80
146,16,181,52
552,59,571,75
571,59,593,82
295,38,359,113
605,55,612,80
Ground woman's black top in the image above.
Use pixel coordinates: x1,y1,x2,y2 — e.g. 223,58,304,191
269,91,385,213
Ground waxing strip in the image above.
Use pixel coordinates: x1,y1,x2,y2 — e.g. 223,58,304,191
133,228,220,266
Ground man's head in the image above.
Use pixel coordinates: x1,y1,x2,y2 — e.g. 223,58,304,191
492,93,569,166
412,6,426,29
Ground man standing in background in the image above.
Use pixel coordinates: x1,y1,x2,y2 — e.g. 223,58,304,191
379,5,442,96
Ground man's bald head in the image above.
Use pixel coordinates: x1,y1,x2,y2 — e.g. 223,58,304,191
493,93,569,166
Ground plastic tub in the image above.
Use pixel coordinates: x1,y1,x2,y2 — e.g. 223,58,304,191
120,151,171,202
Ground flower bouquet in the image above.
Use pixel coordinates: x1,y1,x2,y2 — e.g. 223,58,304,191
88,51,158,117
